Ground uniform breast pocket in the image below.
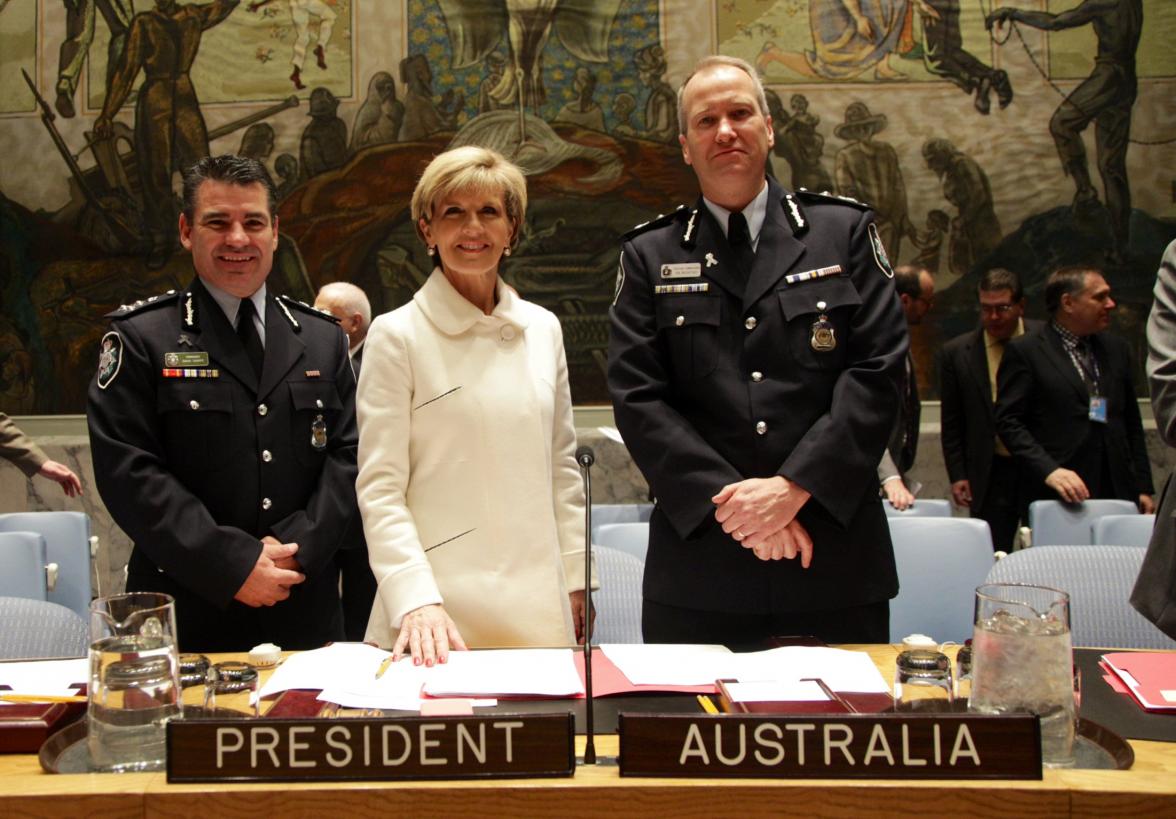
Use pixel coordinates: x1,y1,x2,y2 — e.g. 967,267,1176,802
777,277,861,372
288,380,342,467
655,294,721,380
156,381,235,473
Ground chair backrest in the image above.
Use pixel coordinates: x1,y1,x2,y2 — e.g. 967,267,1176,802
1027,499,1138,546
1091,514,1156,548
0,531,49,601
884,499,953,518
984,545,1176,649
590,503,653,542
595,522,650,563
591,545,643,645
0,512,92,619
886,517,995,644
0,596,89,659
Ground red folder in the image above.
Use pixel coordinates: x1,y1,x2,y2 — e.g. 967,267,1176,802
1100,652,1176,712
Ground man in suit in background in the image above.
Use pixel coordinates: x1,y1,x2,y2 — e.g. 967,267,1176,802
314,281,375,641
939,268,1039,550
88,155,362,652
996,266,1154,517
609,55,907,646
1132,240,1176,638
878,264,933,510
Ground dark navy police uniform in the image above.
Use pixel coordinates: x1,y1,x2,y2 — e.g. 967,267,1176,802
608,178,908,645
87,278,363,652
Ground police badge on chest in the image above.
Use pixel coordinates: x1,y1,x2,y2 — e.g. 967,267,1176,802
810,300,837,352
311,414,328,450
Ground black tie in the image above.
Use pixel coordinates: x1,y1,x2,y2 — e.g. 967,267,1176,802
727,211,755,284
236,297,264,379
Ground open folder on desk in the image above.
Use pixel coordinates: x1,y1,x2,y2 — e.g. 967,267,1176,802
1100,652,1176,713
715,678,893,714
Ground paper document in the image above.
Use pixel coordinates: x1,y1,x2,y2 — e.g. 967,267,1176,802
723,680,830,703
0,658,88,702
423,649,583,698
601,644,738,685
257,642,389,700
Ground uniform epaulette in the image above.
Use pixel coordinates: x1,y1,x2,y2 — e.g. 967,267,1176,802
105,289,179,319
278,294,340,323
622,205,691,241
794,188,871,210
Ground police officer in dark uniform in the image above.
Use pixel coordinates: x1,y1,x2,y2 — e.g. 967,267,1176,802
87,155,362,652
608,56,908,647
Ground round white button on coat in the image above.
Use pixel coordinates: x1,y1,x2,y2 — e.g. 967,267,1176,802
261,498,272,510
315,398,324,409
755,421,767,435
189,400,200,410
751,371,763,382
501,326,516,341
675,315,685,327
744,317,757,330
257,404,268,416
262,450,272,463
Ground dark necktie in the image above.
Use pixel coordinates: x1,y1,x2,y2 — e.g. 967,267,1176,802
236,297,264,379
727,211,755,284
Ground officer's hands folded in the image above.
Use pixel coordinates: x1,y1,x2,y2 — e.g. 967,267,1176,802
234,538,306,607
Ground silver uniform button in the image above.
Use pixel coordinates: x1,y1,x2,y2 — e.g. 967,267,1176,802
675,315,685,327
755,421,767,435
751,371,763,382
501,326,516,341
189,400,200,410
261,497,272,510
744,316,758,330
257,403,268,416
315,398,324,409
262,450,272,463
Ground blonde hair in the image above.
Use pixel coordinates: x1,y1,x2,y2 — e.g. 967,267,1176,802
411,146,527,247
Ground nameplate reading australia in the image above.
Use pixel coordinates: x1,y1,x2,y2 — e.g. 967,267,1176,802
618,713,1041,779
167,713,575,782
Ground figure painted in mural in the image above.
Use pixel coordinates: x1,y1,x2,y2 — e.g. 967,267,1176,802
923,138,1001,278
805,0,939,80
609,56,907,647
634,44,676,144
356,146,593,664
0,413,84,497
248,0,337,91
834,102,915,260
910,209,949,275
939,268,1041,551
611,92,638,137
995,266,1154,517
434,0,622,115
987,0,1142,256
86,155,362,652
299,87,347,180
350,72,404,153
237,123,276,164
553,68,606,132
313,281,376,642
274,153,299,199
767,91,833,192
398,55,462,142
476,52,508,114
55,0,134,119
94,0,240,270
918,0,1011,115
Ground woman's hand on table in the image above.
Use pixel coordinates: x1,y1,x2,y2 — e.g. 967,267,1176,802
393,604,467,666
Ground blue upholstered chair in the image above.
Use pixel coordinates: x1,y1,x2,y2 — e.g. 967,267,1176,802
595,522,650,563
0,512,93,619
1026,499,1138,547
883,498,954,518
0,531,51,602
0,596,89,659
591,545,643,645
984,545,1176,649
886,517,996,644
590,503,653,542
1091,514,1156,548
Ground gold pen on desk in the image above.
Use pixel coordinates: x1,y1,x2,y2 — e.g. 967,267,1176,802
0,694,87,704
374,655,394,680
696,694,719,715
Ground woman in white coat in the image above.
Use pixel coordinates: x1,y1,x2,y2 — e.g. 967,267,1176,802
356,146,593,665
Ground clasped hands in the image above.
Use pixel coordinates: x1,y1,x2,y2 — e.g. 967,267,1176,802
234,535,305,607
713,476,813,567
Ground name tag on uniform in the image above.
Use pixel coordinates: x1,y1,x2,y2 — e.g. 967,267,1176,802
655,283,710,295
661,263,701,279
1089,396,1108,423
164,351,209,367
784,265,842,285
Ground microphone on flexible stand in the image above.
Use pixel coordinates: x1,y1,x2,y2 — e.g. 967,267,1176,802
575,444,597,764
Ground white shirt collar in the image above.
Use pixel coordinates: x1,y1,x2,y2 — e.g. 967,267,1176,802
202,278,267,336
413,268,530,336
702,180,770,251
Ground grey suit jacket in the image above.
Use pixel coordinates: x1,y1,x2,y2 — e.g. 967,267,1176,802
1132,240,1176,638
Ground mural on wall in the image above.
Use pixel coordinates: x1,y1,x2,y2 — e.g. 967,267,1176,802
0,0,1174,415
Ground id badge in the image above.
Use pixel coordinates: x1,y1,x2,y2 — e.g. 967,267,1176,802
1088,396,1108,423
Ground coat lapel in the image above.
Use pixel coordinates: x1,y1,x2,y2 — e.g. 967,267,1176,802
743,185,805,309
964,328,995,415
189,279,258,392
258,296,305,401
692,205,744,301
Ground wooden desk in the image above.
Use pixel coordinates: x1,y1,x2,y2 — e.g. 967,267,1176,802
3,646,1174,818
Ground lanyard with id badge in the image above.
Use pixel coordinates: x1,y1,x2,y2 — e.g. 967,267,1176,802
1074,343,1107,424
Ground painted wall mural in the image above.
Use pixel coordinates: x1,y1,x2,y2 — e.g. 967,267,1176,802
0,0,1173,413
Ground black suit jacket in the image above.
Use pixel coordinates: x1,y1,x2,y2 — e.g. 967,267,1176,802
994,323,1153,506
939,320,1042,510
609,180,908,615
88,278,363,651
